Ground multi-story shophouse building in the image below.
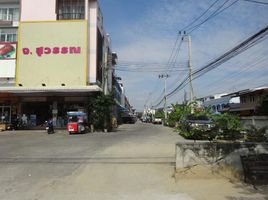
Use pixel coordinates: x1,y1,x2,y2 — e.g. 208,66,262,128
0,0,117,127
0,0,19,123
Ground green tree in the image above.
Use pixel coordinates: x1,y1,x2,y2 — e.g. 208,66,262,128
155,109,164,118
87,94,115,130
167,102,193,127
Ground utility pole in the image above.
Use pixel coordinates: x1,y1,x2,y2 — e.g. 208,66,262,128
180,31,194,113
187,34,194,103
103,53,112,95
159,74,169,124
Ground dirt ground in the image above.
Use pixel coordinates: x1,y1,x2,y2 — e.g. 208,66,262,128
175,165,268,200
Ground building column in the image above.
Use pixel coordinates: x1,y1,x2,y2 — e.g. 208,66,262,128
52,101,58,126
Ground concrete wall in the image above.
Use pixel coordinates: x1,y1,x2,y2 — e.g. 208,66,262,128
176,141,268,176
88,0,98,84
20,0,56,21
241,116,268,129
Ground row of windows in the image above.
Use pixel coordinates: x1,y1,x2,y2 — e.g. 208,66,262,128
0,0,85,43
0,8,19,21
0,29,17,42
0,1,85,22
241,96,255,104
57,0,85,20
211,104,226,112
0,33,17,42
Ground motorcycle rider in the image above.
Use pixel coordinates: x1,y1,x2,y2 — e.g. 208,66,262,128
47,118,54,134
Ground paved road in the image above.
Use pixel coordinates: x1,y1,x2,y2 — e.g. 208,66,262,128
0,122,193,200
0,122,267,200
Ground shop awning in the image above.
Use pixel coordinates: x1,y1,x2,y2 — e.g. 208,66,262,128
0,85,102,94
116,104,129,112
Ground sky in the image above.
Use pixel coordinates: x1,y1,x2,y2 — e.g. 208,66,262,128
99,0,268,111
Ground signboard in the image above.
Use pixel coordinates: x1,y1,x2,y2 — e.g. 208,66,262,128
0,60,16,78
16,21,87,87
0,42,17,60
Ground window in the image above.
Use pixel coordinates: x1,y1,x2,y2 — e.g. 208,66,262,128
57,0,85,20
0,29,17,42
241,96,246,104
0,8,19,21
249,95,255,103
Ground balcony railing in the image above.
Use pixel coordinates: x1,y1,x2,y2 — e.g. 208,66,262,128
57,13,85,20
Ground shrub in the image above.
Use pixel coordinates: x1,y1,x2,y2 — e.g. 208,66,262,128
212,113,242,140
245,125,268,142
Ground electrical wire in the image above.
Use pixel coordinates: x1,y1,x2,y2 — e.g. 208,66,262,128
152,26,268,108
188,0,239,34
242,0,268,5
167,37,184,73
115,68,189,73
181,0,221,31
140,34,183,108
197,55,268,95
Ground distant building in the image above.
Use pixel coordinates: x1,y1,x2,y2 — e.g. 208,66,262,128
197,86,268,116
239,86,268,116
197,93,240,114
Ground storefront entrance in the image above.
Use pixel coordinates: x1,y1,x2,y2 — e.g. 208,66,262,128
21,102,51,126
0,106,11,123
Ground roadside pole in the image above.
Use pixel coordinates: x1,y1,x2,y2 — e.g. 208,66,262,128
159,74,169,124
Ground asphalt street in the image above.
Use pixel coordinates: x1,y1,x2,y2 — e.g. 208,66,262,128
0,122,190,200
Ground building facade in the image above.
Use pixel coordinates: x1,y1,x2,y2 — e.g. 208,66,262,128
197,93,239,114
239,87,268,116
0,0,119,127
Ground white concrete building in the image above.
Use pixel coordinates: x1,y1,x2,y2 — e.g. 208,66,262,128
0,0,19,86
198,93,240,114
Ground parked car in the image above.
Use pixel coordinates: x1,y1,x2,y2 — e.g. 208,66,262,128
152,118,162,124
181,115,214,130
122,115,137,124
141,116,151,123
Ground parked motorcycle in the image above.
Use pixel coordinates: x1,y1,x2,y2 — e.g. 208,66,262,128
6,117,24,130
46,120,54,134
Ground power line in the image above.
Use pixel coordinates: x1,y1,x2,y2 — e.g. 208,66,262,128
115,68,188,73
188,0,239,34
242,0,268,5
197,55,268,95
165,34,182,71
141,34,183,108
167,37,184,73
181,0,221,31
152,26,268,108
